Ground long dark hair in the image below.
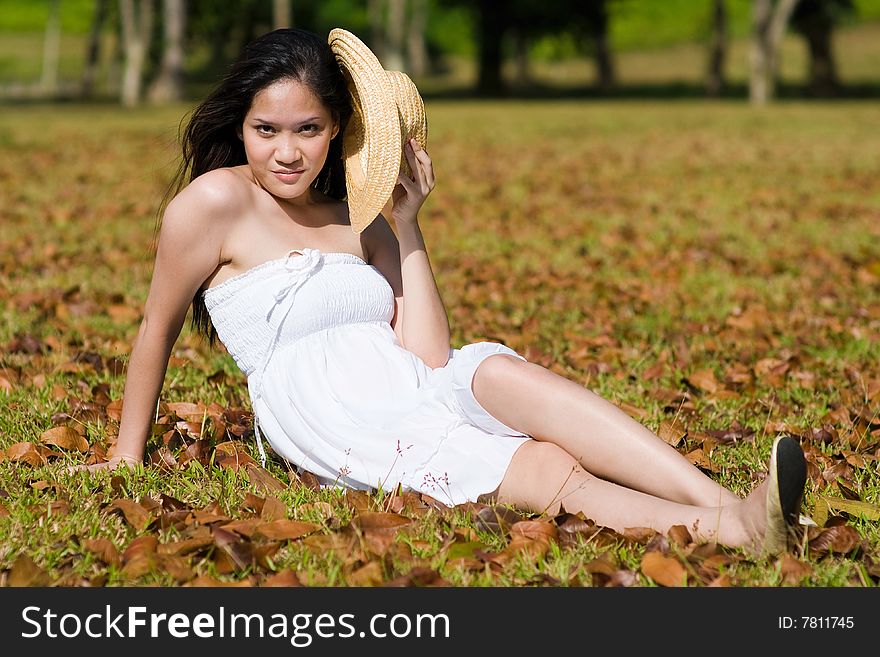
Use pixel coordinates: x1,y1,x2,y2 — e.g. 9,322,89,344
158,28,352,348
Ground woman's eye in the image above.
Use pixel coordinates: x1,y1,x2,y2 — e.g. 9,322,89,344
256,125,275,134
300,124,318,134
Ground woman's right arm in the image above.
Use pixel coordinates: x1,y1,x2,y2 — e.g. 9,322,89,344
72,175,234,473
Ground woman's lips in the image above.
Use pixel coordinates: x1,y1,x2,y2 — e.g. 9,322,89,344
273,170,304,183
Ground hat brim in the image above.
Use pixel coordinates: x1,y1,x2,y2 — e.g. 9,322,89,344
329,29,401,234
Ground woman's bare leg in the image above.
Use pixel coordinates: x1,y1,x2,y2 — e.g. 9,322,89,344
495,441,765,549
473,355,742,507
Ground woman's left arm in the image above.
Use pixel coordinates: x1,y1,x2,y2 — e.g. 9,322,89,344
366,138,450,368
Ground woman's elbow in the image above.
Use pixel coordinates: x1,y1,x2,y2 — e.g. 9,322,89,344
424,347,451,370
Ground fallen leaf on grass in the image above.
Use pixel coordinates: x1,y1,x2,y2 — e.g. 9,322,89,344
8,555,52,587
641,551,688,587
244,463,288,493
509,519,558,544
262,570,303,587
260,495,287,521
347,561,384,586
685,369,720,394
5,442,47,466
157,536,214,557
817,496,880,522
474,506,524,536
186,575,255,588
82,538,120,566
107,499,154,530
40,426,89,452
780,554,812,584
657,419,686,447
351,512,413,533
253,519,320,541
123,535,158,563
808,525,862,557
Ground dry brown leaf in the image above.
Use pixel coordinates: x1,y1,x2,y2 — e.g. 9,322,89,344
186,575,255,587
165,402,207,422
212,526,253,570
686,369,720,394
157,536,214,557
780,554,812,584
351,512,413,533
82,538,120,566
123,535,158,563
253,519,320,541
244,463,288,493
667,524,693,547
620,526,658,544
344,489,373,511
347,561,384,586
106,398,124,421
685,448,720,473
260,495,287,522
8,554,51,586
657,419,687,447
509,519,558,544
641,551,688,587
263,570,303,587
808,525,862,557
107,499,152,530
5,442,47,466
40,426,89,452
220,518,263,538
617,401,649,420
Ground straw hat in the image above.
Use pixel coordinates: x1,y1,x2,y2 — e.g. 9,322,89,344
328,28,428,234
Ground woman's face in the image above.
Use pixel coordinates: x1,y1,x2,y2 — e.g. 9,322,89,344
241,78,338,202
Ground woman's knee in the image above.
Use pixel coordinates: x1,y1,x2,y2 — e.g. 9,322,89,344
496,440,585,512
472,353,525,397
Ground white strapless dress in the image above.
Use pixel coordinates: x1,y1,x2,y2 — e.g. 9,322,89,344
202,247,532,505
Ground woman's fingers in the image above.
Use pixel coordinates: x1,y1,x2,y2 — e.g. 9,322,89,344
404,139,434,193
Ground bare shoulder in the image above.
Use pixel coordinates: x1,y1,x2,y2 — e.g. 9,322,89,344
166,167,249,221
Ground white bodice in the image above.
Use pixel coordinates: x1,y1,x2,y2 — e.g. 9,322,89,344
202,248,394,391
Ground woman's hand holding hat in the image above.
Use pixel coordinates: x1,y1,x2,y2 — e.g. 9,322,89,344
391,138,434,226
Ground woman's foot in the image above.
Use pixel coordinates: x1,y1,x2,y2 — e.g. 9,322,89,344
761,436,807,556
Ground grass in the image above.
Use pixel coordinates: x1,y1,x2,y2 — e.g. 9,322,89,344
0,97,879,587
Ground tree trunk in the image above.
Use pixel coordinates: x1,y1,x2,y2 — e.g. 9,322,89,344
476,0,505,96
513,29,529,86
706,0,728,96
750,0,800,105
81,0,108,98
120,0,154,107
273,0,292,29
385,0,406,71
592,0,614,91
801,10,839,96
40,0,61,96
368,0,386,62
148,0,185,104
407,0,428,77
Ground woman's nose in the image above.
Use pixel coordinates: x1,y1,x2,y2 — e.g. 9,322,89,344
275,137,301,163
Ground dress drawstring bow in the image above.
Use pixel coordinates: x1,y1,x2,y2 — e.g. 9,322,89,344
247,248,323,466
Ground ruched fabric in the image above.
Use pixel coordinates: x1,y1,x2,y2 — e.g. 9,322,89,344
202,248,531,505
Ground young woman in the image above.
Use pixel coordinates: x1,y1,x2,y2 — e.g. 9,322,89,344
72,28,807,556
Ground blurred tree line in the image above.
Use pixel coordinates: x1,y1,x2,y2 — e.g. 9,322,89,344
8,0,877,105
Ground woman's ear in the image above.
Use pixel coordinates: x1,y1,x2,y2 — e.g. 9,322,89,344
236,124,243,141
331,121,339,140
